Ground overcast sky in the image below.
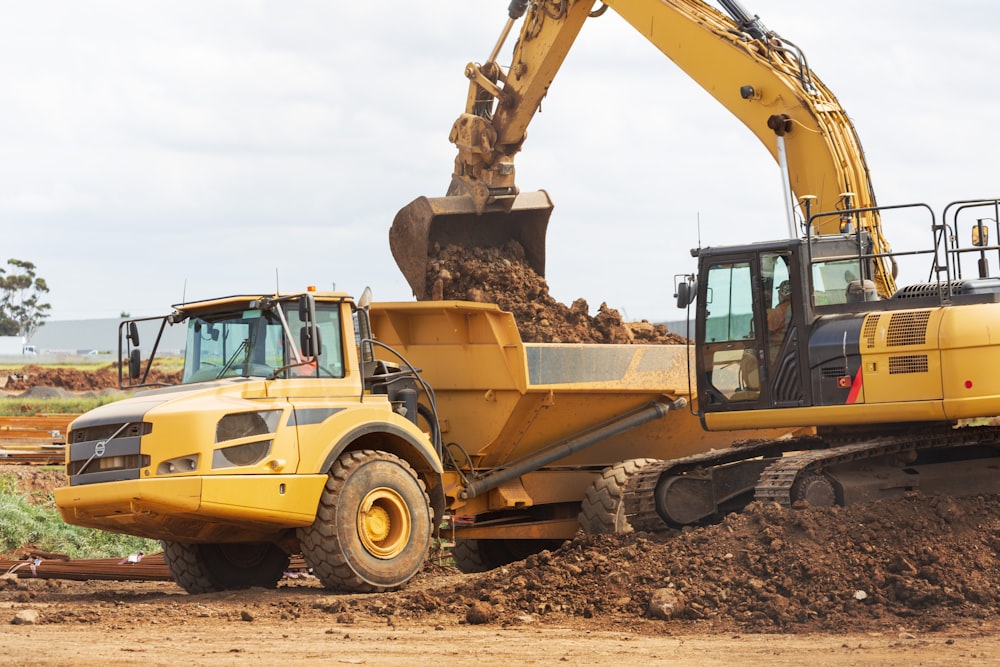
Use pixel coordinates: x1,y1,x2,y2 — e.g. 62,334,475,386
3,1,999,324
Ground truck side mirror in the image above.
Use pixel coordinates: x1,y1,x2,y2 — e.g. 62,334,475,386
128,348,142,380
299,326,322,358
298,296,313,324
127,322,140,347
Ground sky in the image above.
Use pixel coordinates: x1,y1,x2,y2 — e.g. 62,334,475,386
2,1,1000,323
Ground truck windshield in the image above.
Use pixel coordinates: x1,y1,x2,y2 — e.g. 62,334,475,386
181,300,345,383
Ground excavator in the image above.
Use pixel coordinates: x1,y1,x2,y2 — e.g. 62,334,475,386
392,0,1000,532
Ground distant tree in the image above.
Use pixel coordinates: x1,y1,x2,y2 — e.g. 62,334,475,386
120,311,131,318
0,259,51,340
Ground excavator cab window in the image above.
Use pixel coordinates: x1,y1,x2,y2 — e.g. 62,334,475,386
700,260,761,403
698,249,805,413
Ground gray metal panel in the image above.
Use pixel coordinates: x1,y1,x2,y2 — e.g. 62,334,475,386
525,344,689,386
68,436,142,463
69,468,142,486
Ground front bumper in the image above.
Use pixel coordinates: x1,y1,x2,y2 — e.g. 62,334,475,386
54,473,328,543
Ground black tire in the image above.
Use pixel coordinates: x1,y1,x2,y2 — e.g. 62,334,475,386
297,449,432,592
578,458,659,535
161,540,289,594
451,538,565,574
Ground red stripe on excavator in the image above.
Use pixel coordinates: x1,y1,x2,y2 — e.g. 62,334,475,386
846,367,864,404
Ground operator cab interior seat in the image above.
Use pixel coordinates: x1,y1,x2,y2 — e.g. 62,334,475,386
730,350,760,402
846,279,878,303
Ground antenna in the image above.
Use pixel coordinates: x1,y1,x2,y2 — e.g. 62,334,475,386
181,279,187,305
275,268,280,293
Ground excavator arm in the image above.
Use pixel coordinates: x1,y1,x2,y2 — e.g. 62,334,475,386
391,0,895,299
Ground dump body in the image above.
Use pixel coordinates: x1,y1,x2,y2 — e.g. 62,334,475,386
369,301,799,539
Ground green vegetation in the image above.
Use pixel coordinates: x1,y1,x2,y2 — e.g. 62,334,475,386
0,395,120,416
0,258,50,339
0,474,158,559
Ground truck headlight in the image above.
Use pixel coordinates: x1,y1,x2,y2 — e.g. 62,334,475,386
157,454,200,475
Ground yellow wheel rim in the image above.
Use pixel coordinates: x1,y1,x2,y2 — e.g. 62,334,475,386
357,487,411,559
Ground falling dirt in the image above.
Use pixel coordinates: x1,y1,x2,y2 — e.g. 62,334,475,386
425,241,687,344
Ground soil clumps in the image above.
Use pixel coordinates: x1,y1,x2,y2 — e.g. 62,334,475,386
426,241,687,344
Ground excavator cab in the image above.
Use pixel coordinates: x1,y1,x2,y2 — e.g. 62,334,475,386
390,190,553,300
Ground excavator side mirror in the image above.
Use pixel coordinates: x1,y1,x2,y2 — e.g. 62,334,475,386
675,276,698,309
973,222,989,247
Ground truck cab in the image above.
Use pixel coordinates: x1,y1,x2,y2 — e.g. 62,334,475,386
56,289,442,595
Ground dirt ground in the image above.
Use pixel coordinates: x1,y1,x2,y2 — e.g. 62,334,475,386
2,250,999,663
3,465,1000,665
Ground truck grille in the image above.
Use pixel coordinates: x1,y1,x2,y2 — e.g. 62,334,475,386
67,422,152,487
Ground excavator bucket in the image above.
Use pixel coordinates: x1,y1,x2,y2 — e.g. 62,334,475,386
390,190,553,300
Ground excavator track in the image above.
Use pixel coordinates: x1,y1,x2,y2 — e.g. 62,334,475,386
623,436,818,533
625,426,1000,532
755,425,1000,508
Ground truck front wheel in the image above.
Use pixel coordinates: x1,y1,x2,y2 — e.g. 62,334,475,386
297,449,432,592
161,541,289,594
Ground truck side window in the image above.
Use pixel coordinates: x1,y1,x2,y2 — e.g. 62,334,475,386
283,302,345,378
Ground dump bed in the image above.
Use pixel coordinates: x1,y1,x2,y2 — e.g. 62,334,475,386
369,301,759,470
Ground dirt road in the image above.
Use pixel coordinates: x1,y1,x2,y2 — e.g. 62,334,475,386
3,576,998,667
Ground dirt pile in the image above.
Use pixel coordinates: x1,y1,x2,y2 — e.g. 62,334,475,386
3,465,1000,637
426,241,686,344
382,492,1000,633
3,364,181,393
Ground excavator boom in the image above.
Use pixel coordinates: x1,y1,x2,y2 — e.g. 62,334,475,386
391,0,896,300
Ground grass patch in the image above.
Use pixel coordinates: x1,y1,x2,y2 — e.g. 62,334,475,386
0,395,121,416
0,474,158,559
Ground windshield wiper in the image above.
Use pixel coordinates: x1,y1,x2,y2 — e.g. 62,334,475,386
217,338,249,379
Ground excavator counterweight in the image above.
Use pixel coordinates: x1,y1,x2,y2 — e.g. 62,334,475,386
390,190,552,300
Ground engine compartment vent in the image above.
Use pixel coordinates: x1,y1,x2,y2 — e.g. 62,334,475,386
886,311,930,347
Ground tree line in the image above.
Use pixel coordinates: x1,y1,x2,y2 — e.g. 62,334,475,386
0,259,50,341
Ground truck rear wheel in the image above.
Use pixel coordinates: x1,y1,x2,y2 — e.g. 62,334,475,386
451,538,564,573
297,449,431,592
578,458,659,534
161,541,289,594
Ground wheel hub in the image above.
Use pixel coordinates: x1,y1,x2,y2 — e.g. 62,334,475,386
357,487,412,559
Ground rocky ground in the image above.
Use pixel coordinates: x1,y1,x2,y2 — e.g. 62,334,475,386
3,464,1000,665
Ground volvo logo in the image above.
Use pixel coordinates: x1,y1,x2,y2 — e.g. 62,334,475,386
95,441,106,458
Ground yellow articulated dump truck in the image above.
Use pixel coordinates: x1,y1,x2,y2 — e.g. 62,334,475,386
54,289,777,593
